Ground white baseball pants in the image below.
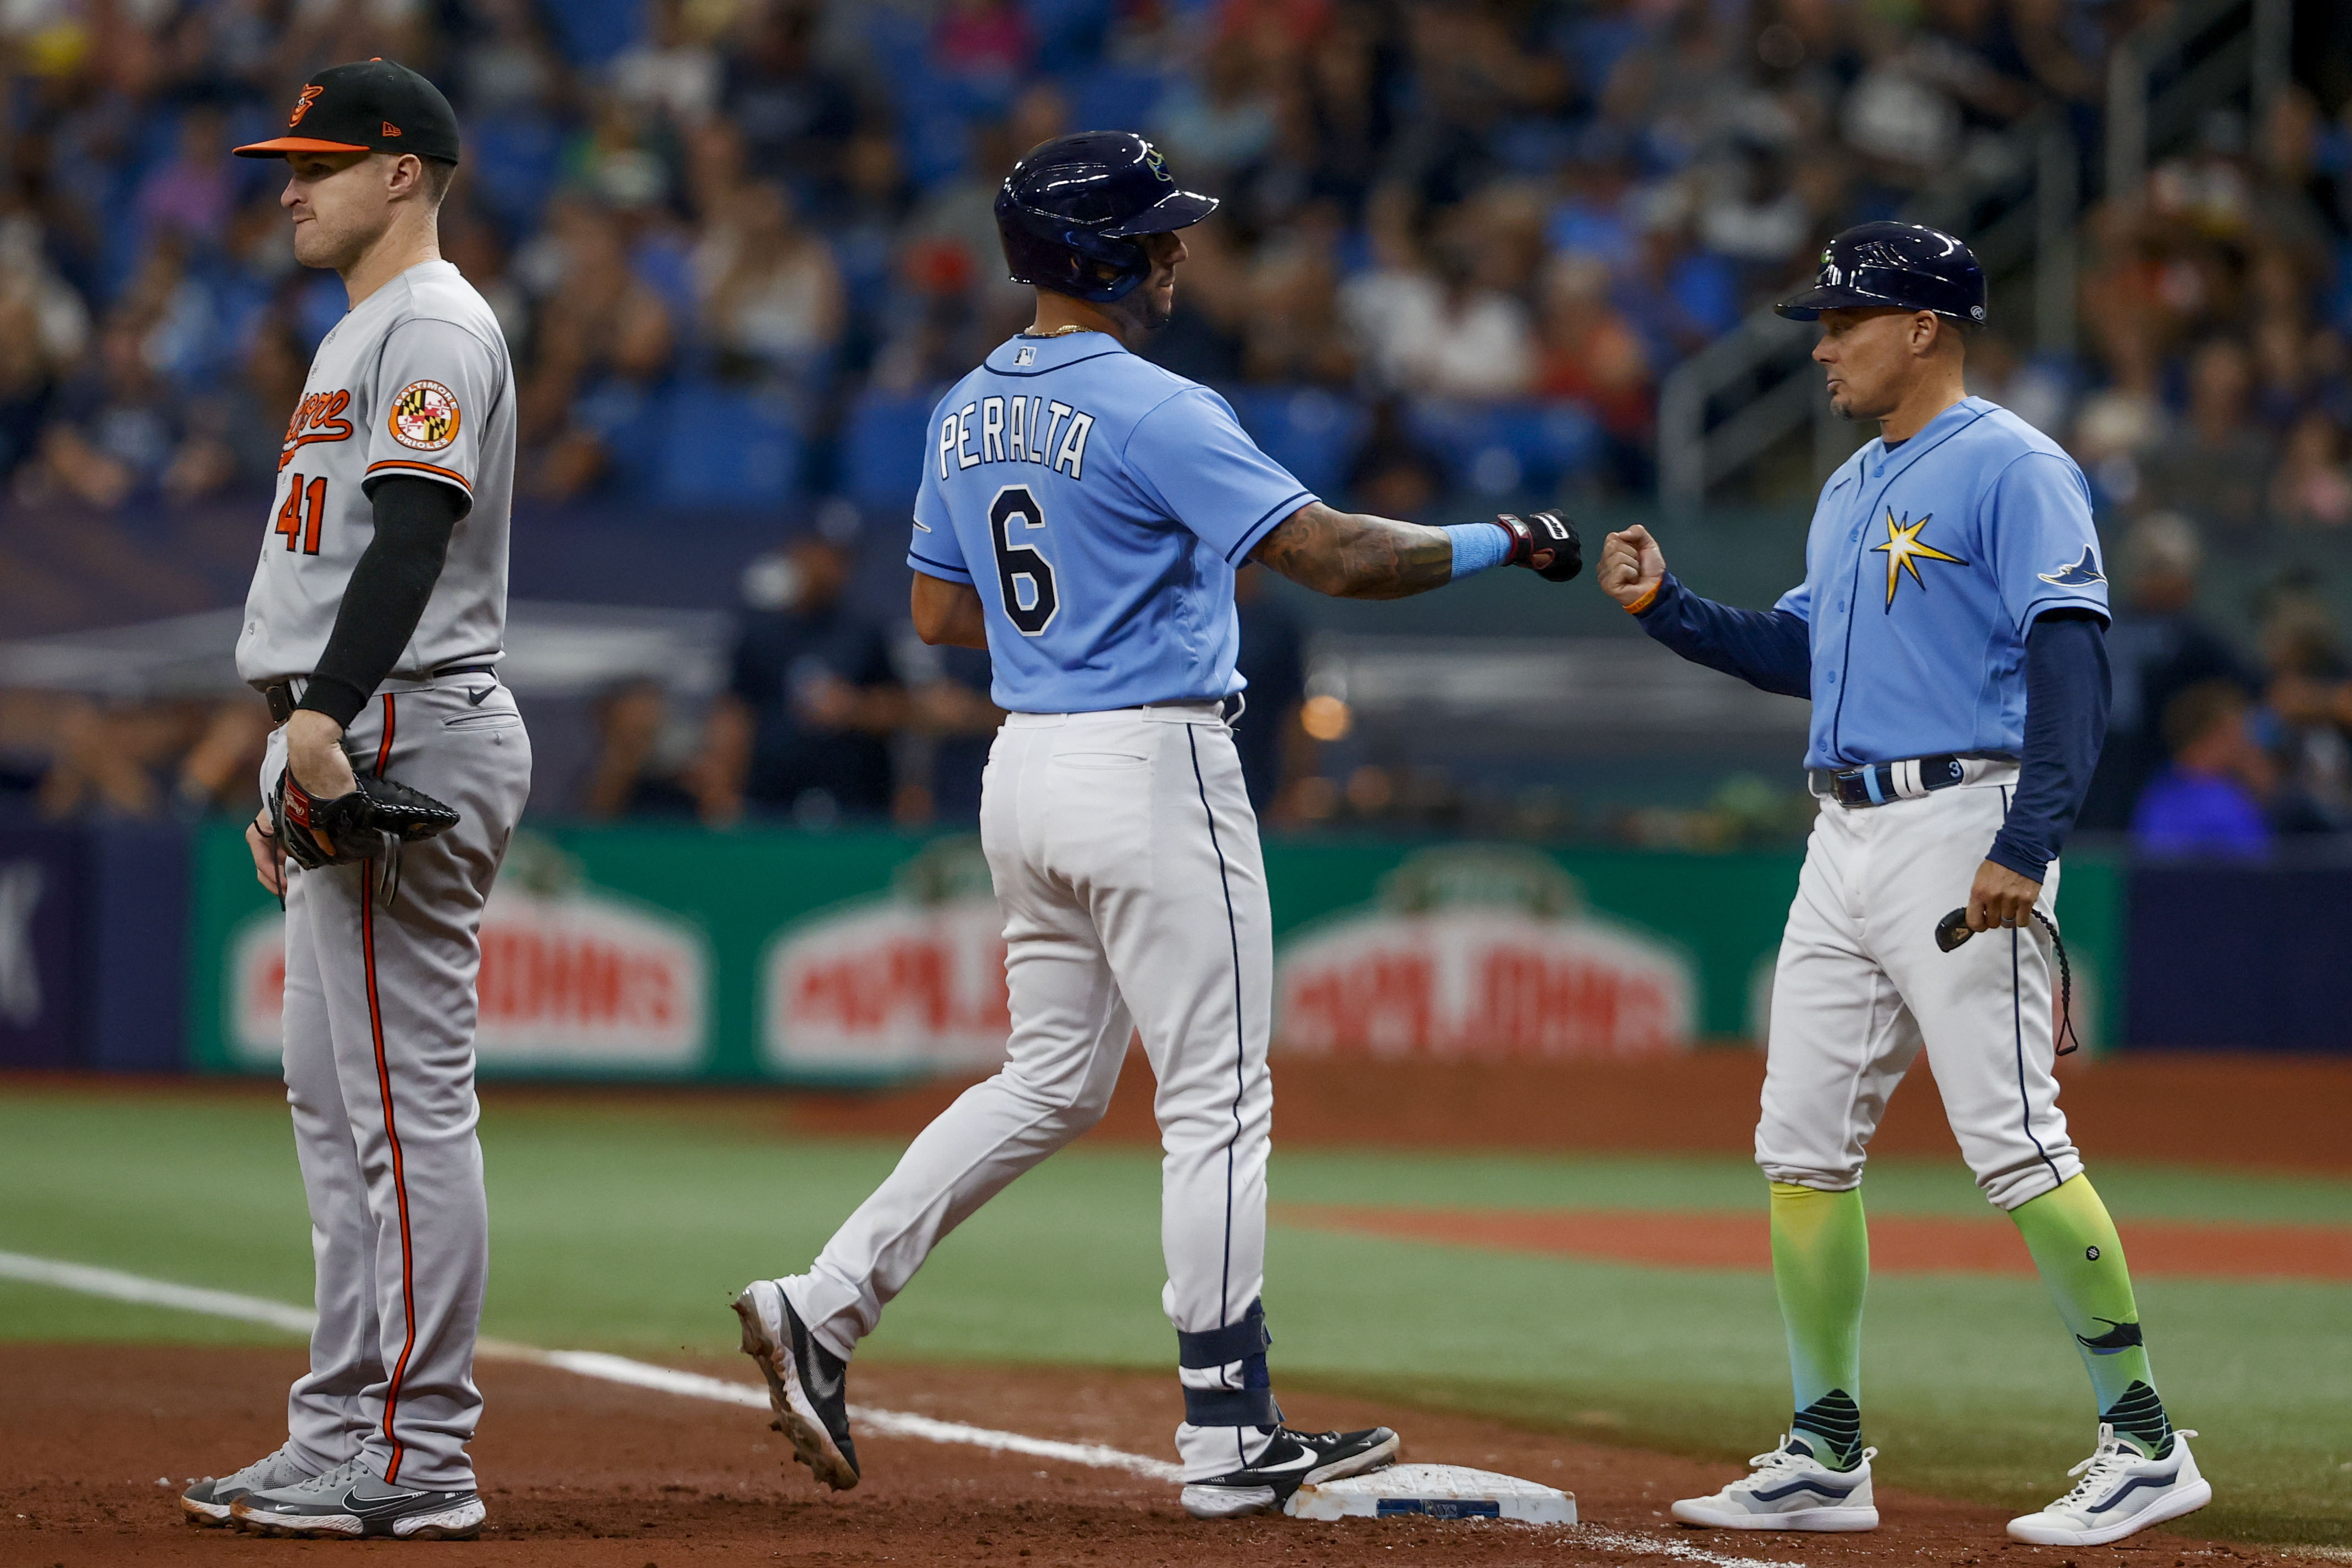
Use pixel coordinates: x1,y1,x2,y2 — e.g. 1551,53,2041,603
269,677,531,1491
1760,766,2082,1211
782,703,1278,1480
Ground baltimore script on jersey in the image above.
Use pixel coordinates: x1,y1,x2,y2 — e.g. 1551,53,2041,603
936,392,1096,481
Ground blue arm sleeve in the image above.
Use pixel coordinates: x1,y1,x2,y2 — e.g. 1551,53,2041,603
1987,609,2111,882
1630,572,1812,699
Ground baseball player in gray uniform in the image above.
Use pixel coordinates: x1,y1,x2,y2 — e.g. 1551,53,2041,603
176,60,527,1542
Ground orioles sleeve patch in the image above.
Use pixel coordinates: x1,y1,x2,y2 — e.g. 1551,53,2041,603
388,380,461,451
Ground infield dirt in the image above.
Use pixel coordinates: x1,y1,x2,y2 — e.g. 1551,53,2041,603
3,1346,2331,1568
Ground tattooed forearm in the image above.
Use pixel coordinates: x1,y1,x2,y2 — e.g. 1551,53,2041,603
1249,502,1455,600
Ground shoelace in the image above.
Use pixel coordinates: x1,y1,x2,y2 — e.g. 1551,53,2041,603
1742,1436,1827,1478
278,1455,371,1496
2048,1424,2199,1513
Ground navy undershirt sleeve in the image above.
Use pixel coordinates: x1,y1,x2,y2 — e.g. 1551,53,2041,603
1987,609,2111,882
1630,572,1811,699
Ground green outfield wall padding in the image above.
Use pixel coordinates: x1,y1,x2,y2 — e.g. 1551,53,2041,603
184,822,2123,1081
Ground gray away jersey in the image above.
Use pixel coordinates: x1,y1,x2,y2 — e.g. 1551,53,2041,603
236,259,516,687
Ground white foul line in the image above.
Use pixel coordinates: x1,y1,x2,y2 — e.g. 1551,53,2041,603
0,1248,1800,1566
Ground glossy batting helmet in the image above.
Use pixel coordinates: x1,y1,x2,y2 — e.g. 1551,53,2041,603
1775,221,1987,325
994,131,1218,303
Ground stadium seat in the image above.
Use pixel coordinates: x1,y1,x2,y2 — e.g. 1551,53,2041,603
1408,399,1603,498
1224,387,1370,502
650,384,805,507
842,388,942,515
469,115,564,233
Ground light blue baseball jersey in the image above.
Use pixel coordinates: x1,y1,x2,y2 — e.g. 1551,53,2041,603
1776,396,2109,769
906,330,1314,713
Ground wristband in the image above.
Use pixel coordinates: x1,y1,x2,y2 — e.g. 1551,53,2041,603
1623,579,1663,615
1442,521,1513,581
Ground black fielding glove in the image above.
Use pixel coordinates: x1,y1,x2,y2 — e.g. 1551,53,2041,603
274,771,461,870
1496,510,1582,582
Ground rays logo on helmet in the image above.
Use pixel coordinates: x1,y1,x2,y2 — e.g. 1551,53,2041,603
389,380,461,452
1144,146,1172,183
2037,547,2105,587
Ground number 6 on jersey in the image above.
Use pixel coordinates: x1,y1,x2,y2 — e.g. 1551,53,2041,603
989,484,1059,636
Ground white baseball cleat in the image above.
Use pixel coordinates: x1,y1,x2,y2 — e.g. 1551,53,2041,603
1670,1434,1880,1531
2006,1424,2210,1546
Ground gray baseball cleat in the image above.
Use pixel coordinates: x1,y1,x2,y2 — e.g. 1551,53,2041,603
180,1441,316,1526
735,1277,860,1489
230,1455,486,1539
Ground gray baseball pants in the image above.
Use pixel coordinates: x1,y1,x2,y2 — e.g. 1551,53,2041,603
265,674,530,1491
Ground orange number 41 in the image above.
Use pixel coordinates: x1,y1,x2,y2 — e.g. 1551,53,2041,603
275,475,327,554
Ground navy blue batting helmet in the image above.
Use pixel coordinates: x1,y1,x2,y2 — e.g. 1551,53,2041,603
994,131,1217,303
1776,221,1987,325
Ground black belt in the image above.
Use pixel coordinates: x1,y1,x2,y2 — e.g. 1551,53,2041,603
1808,754,1966,808
264,664,498,724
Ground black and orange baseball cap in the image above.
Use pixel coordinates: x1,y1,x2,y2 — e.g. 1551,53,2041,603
233,59,460,163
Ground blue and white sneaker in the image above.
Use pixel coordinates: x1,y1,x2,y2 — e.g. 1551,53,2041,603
1671,1434,1880,1531
2007,1424,2210,1546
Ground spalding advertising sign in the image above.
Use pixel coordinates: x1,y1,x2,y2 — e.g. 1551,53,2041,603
762,836,1011,1077
1275,845,1694,1059
229,836,709,1073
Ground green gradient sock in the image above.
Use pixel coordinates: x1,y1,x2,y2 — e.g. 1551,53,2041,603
2010,1173,2173,1458
1769,1181,1869,1470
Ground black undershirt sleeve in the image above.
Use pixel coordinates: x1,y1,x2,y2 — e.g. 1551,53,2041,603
1987,608,2111,882
294,476,467,730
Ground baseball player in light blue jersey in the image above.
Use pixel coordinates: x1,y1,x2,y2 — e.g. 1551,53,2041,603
731,131,1581,1521
1602,224,2208,1547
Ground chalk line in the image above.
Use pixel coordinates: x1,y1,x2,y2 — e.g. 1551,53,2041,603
2,1248,1806,1565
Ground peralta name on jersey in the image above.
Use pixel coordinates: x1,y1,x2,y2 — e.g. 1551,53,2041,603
937,395,1093,481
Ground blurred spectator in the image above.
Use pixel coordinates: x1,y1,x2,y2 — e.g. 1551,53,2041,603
695,534,904,825
133,105,240,251
16,325,186,509
580,679,703,820
0,212,90,480
2137,338,2271,533
2079,514,2259,832
722,1,859,213
693,180,845,386
610,0,721,130
2132,682,2274,858
896,642,999,825
1534,251,1652,481
515,199,676,497
2268,410,2352,529
1232,565,1306,819
2253,587,2352,831
1345,212,1534,401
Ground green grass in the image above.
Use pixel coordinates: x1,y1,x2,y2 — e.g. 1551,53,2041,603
0,1087,2345,1544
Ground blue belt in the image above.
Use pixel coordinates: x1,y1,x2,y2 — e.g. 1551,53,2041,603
1808,754,1967,808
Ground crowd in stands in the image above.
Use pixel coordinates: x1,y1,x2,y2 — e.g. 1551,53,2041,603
9,0,2352,848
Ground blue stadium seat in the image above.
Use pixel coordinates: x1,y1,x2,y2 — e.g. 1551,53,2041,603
1024,0,1114,72
651,384,805,507
1064,65,1166,140
543,0,641,66
842,388,942,515
468,114,564,233
1408,399,1602,498
1224,387,1370,501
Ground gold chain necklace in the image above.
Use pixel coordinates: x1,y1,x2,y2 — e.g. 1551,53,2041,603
1020,325,1094,337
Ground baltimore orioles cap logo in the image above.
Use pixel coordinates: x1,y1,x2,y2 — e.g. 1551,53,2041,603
288,84,324,127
